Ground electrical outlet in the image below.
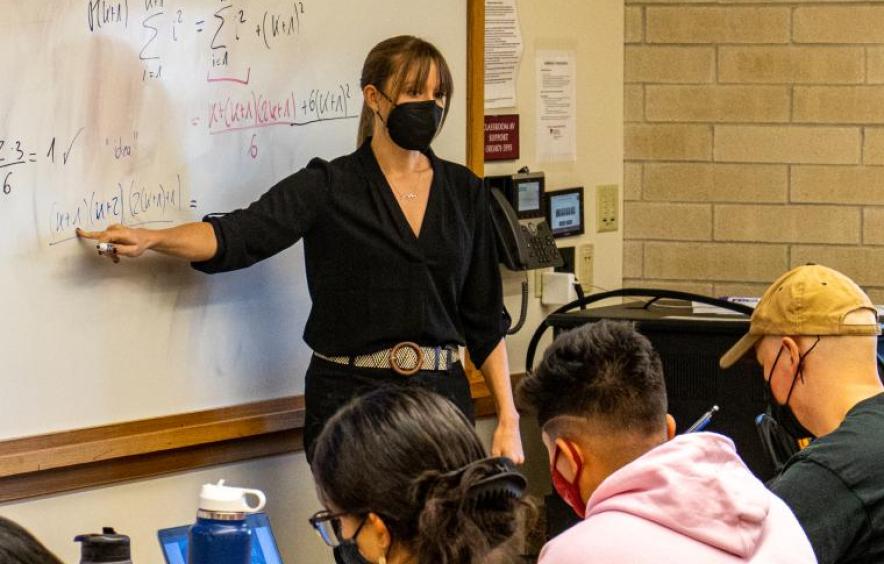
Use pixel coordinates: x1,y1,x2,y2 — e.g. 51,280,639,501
596,184,619,233
578,243,594,291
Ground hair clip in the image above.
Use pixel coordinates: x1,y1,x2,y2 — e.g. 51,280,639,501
449,457,527,504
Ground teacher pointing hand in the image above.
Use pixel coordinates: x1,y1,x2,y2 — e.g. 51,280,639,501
78,35,524,466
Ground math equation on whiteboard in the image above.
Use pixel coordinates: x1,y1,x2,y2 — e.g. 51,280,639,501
0,0,360,249
88,0,308,79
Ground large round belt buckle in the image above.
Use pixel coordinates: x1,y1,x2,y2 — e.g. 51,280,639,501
390,342,423,376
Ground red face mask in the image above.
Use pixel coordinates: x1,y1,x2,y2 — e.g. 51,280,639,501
550,441,587,518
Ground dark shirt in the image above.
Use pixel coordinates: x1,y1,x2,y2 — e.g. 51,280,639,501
769,392,884,564
192,139,504,368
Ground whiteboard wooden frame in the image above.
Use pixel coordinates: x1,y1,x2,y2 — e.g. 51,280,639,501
466,0,485,177
0,379,501,503
0,0,487,503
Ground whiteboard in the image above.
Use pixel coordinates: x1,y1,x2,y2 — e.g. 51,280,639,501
0,0,467,439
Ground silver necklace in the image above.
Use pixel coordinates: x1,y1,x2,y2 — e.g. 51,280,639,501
394,189,418,200
390,168,429,201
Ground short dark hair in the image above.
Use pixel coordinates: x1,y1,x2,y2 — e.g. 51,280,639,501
311,387,529,564
0,517,63,564
518,320,667,434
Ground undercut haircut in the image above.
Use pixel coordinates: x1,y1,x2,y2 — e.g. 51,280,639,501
518,320,667,435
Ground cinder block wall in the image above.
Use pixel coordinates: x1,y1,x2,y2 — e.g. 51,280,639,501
624,1,884,302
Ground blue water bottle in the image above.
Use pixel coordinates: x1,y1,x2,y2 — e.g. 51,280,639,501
188,480,267,564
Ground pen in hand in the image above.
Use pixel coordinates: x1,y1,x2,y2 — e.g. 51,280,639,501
685,405,719,433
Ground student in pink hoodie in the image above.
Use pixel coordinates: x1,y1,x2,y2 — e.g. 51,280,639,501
517,320,816,563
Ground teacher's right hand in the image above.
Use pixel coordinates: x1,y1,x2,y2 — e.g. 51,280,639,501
77,225,151,263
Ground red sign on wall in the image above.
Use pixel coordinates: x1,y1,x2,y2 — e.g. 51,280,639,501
484,114,520,161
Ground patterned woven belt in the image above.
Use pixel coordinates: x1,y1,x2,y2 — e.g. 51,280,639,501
314,342,459,376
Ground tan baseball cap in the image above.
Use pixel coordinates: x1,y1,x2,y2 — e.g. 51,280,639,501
719,264,880,369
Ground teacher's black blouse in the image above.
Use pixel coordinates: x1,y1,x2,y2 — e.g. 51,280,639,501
192,139,505,368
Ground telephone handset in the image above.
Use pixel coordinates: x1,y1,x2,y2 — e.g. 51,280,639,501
489,187,563,271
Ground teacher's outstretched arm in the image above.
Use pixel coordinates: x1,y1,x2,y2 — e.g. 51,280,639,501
76,222,217,263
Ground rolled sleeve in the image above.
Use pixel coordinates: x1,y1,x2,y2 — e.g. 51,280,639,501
191,158,331,273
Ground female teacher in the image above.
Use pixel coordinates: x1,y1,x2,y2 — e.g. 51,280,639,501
78,35,523,463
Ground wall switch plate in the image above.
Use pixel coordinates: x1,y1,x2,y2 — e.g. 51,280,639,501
578,243,594,291
596,184,619,233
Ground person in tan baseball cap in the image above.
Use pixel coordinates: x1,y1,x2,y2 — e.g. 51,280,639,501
720,264,884,564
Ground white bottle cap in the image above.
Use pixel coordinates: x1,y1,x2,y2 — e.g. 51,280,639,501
198,479,266,513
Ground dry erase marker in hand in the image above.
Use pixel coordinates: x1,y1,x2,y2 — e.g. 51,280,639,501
97,242,120,263
686,405,719,433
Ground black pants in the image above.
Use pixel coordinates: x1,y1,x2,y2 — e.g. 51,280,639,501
303,354,476,464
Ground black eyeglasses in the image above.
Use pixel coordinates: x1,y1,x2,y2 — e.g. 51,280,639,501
308,510,367,548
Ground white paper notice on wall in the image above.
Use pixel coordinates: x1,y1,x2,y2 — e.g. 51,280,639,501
536,50,577,162
484,0,523,109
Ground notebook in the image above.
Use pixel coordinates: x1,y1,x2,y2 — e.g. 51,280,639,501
157,512,283,564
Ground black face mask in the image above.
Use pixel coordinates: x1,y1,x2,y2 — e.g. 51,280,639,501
765,338,820,441
331,515,387,564
377,91,443,152
334,541,371,564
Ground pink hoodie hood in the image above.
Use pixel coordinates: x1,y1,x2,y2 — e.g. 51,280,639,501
539,432,815,563
587,433,772,557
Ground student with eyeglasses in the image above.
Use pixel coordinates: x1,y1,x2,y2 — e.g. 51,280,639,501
720,264,884,564
308,387,531,564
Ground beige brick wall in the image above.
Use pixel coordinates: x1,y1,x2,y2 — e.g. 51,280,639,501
624,1,884,300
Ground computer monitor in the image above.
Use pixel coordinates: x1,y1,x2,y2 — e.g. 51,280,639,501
158,513,282,564
546,187,584,238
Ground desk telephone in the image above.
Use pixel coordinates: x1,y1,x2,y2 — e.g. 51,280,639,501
489,187,563,271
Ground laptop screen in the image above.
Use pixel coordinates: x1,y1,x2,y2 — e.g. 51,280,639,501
157,512,283,564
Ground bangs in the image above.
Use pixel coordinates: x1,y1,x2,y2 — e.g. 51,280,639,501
389,44,453,100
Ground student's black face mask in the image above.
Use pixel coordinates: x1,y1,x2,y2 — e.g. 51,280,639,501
376,90,443,152
332,516,371,564
764,337,820,441
334,541,371,564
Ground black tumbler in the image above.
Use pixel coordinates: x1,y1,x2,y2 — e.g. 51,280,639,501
74,527,132,563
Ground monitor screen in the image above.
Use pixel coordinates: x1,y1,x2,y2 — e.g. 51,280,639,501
547,187,584,238
158,513,283,564
482,171,546,219
511,172,546,219
517,180,542,214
